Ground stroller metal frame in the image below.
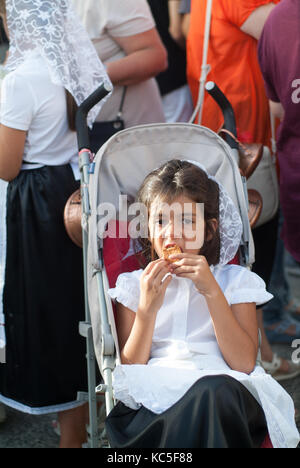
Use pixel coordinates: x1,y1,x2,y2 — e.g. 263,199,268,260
75,81,254,448
75,83,113,448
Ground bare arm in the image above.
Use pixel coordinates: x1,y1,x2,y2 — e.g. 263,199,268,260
116,302,157,365
170,254,258,374
270,100,284,121
119,285,259,372
240,3,276,40
106,28,168,87
116,259,172,365
0,124,26,181
168,0,186,49
181,13,190,39
206,288,258,374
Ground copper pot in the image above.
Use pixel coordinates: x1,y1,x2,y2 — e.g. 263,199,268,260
248,189,263,229
64,189,82,248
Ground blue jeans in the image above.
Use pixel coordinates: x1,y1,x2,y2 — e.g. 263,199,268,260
263,211,291,325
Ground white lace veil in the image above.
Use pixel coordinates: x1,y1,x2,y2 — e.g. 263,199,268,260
186,160,243,266
4,0,112,126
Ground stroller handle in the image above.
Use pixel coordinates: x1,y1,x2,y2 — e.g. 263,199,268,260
76,82,113,151
205,81,238,150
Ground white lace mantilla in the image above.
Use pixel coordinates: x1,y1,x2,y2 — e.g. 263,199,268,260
186,160,243,265
5,0,112,127
0,180,8,362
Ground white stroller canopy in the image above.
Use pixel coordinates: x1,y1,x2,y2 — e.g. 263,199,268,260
88,123,253,269
86,122,254,376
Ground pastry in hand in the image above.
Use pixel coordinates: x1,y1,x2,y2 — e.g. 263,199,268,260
162,244,182,263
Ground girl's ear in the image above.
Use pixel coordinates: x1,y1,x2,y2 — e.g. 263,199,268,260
206,218,218,242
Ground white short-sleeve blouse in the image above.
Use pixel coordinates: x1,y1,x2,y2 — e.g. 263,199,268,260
0,53,78,169
109,265,272,360
108,265,300,448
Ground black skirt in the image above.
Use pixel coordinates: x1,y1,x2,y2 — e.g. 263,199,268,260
0,165,88,412
105,375,268,449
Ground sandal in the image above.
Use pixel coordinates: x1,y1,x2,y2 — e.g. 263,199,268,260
265,318,300,344
261,353,300,382
51,419,61,437
295,409,300,425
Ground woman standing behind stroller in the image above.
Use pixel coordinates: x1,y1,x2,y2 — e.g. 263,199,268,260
71,0,167,129
0,0,112,448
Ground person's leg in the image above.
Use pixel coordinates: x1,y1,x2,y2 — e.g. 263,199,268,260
251,214,300,377
252,214,280,352
284,252,300,320
0,403,6,423
58,404,88,448
262,212,291,326
259,212,300,341
257,308,296,376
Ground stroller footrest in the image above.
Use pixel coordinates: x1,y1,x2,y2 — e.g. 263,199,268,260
96,384,107,393
79,321,92,338
77,391,105,403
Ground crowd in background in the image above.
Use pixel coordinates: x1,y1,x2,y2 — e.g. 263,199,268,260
0,0,299,448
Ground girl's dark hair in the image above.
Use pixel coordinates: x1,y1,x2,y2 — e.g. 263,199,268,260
65,90,78,132
135,159,220,266
0,1,8,45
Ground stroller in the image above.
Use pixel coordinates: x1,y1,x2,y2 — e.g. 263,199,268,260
73,82,269,448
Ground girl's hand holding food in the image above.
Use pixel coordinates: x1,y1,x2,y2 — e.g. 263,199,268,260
138,259,172,319
168,253,218,298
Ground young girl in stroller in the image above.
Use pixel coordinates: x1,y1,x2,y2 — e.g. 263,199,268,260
105,159,299,448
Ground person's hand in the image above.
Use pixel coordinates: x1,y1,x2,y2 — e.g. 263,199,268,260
138,259,172,319
168,253,217,297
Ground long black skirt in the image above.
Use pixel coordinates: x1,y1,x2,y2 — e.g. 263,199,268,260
0,165,88,412
105,375,268,448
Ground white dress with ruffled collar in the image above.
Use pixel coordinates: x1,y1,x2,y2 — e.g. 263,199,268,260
108,264,300,448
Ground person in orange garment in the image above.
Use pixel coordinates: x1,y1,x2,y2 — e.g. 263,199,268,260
186,1,300,381
187,0,280,147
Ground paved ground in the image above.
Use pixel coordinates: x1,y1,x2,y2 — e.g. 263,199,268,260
0,410,59,448
0,256,300,448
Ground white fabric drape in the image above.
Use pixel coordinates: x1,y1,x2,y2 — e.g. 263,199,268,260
0,180,8,362
186,160,243,266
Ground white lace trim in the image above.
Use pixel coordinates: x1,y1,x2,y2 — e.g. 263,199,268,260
226,288,273,306
0,180,8,359
112,363,300,448
0,392,86,415
186,160,243,266
5,0,112,127
108,271,141,313
218,182,243,266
